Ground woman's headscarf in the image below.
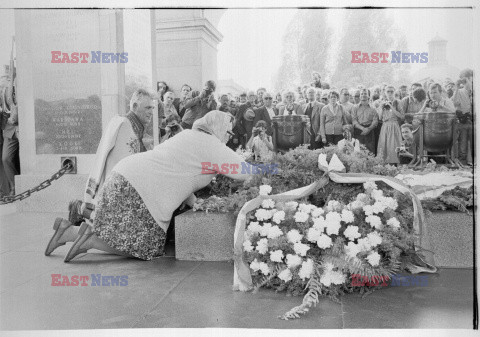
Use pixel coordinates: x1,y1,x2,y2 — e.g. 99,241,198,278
192,110,234,144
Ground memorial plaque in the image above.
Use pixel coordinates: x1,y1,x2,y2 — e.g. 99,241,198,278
31,10,102,154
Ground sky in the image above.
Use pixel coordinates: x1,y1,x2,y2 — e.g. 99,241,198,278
216,7,474,91
0,7,474,90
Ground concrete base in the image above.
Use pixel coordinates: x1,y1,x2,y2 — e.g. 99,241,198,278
175,209,474,268
175,210,236,261
15,174,87,213
425,210,474,268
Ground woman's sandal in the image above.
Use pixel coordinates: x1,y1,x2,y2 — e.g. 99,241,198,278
64,222,93,262
45,217,72,256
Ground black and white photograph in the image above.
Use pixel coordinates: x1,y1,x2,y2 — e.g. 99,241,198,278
0,0,478,336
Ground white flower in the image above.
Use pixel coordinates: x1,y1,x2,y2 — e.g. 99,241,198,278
259,262,270,275
365,215,383,229
363,181,377,191
357,237,372,252
326,211,342,223
345,241,360,258
259,223,272,237
298,203,314,214
307,228,322,243
255,208,273,221
294,242,310,256
371,189,384,201
294,211,309,223
266,225,283,239
278,268,293,282
316,234,333,249
323,262,335,272
250,258,261,272
343,225,361,241
372,201,387,214
261,199,275,209
330,270,346,285
298,259,314,280
247,221,262,234
286,254,302,268
243,240,254,252
326,200,341,212
383,197,398,211
269,249,284,262
311,207,325,218
325,212,342,235
387,217,400,229
259,185,272,196
349,200,364,210
367,232,382,247
287,229,303,243
363,205,374,216
341,209,355,223
255,238,269,254
320,272,333,286
312,216,327,231
366,251,381,266
356,193,369,203
285,201,298,211
272,210,286,224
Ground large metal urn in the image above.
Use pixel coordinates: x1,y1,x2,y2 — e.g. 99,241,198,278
272,115,310,152
414,112,457,152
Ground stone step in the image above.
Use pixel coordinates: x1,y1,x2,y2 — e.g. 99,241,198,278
174,210,474,267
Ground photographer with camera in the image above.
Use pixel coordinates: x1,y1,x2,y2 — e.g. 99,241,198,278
181,80,217,129
377,98,404,165
396,123,418,165
246,120,274,161
418,83,455,114
452,69,473,165
160,114,184,144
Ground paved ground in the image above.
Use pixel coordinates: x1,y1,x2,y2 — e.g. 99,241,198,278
0,204,475,330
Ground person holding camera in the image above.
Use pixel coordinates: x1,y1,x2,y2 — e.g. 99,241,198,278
160,114,184,144
396,123,418,165
246,120,274,161
377,99,404,165
452,69,473,165
181,80,217,129
418,83,455,114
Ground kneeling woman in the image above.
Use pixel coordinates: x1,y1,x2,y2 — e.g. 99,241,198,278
46,110,250,262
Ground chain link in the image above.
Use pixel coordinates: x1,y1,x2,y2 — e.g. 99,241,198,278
0,163,73,205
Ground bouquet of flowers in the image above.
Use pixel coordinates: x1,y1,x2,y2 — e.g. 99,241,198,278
242,182,417,320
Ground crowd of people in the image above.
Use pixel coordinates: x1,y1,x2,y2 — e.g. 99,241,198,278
44,67,474,263
154,68,474,166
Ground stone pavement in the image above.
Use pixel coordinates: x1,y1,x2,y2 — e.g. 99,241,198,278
0,205,475,330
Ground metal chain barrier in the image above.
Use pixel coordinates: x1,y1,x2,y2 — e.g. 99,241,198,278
0,162,73,205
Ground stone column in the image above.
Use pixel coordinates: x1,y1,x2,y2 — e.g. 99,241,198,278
155,9,225,93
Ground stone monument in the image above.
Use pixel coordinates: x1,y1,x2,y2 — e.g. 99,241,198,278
14,9,156,212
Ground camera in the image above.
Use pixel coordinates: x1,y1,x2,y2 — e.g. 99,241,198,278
427,100,439,110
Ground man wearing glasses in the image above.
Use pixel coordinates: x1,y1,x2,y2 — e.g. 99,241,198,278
339,88,354,124
253,92,275,135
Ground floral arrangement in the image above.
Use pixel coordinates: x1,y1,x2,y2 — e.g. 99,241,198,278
242,182,418,320
192,144,473,215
